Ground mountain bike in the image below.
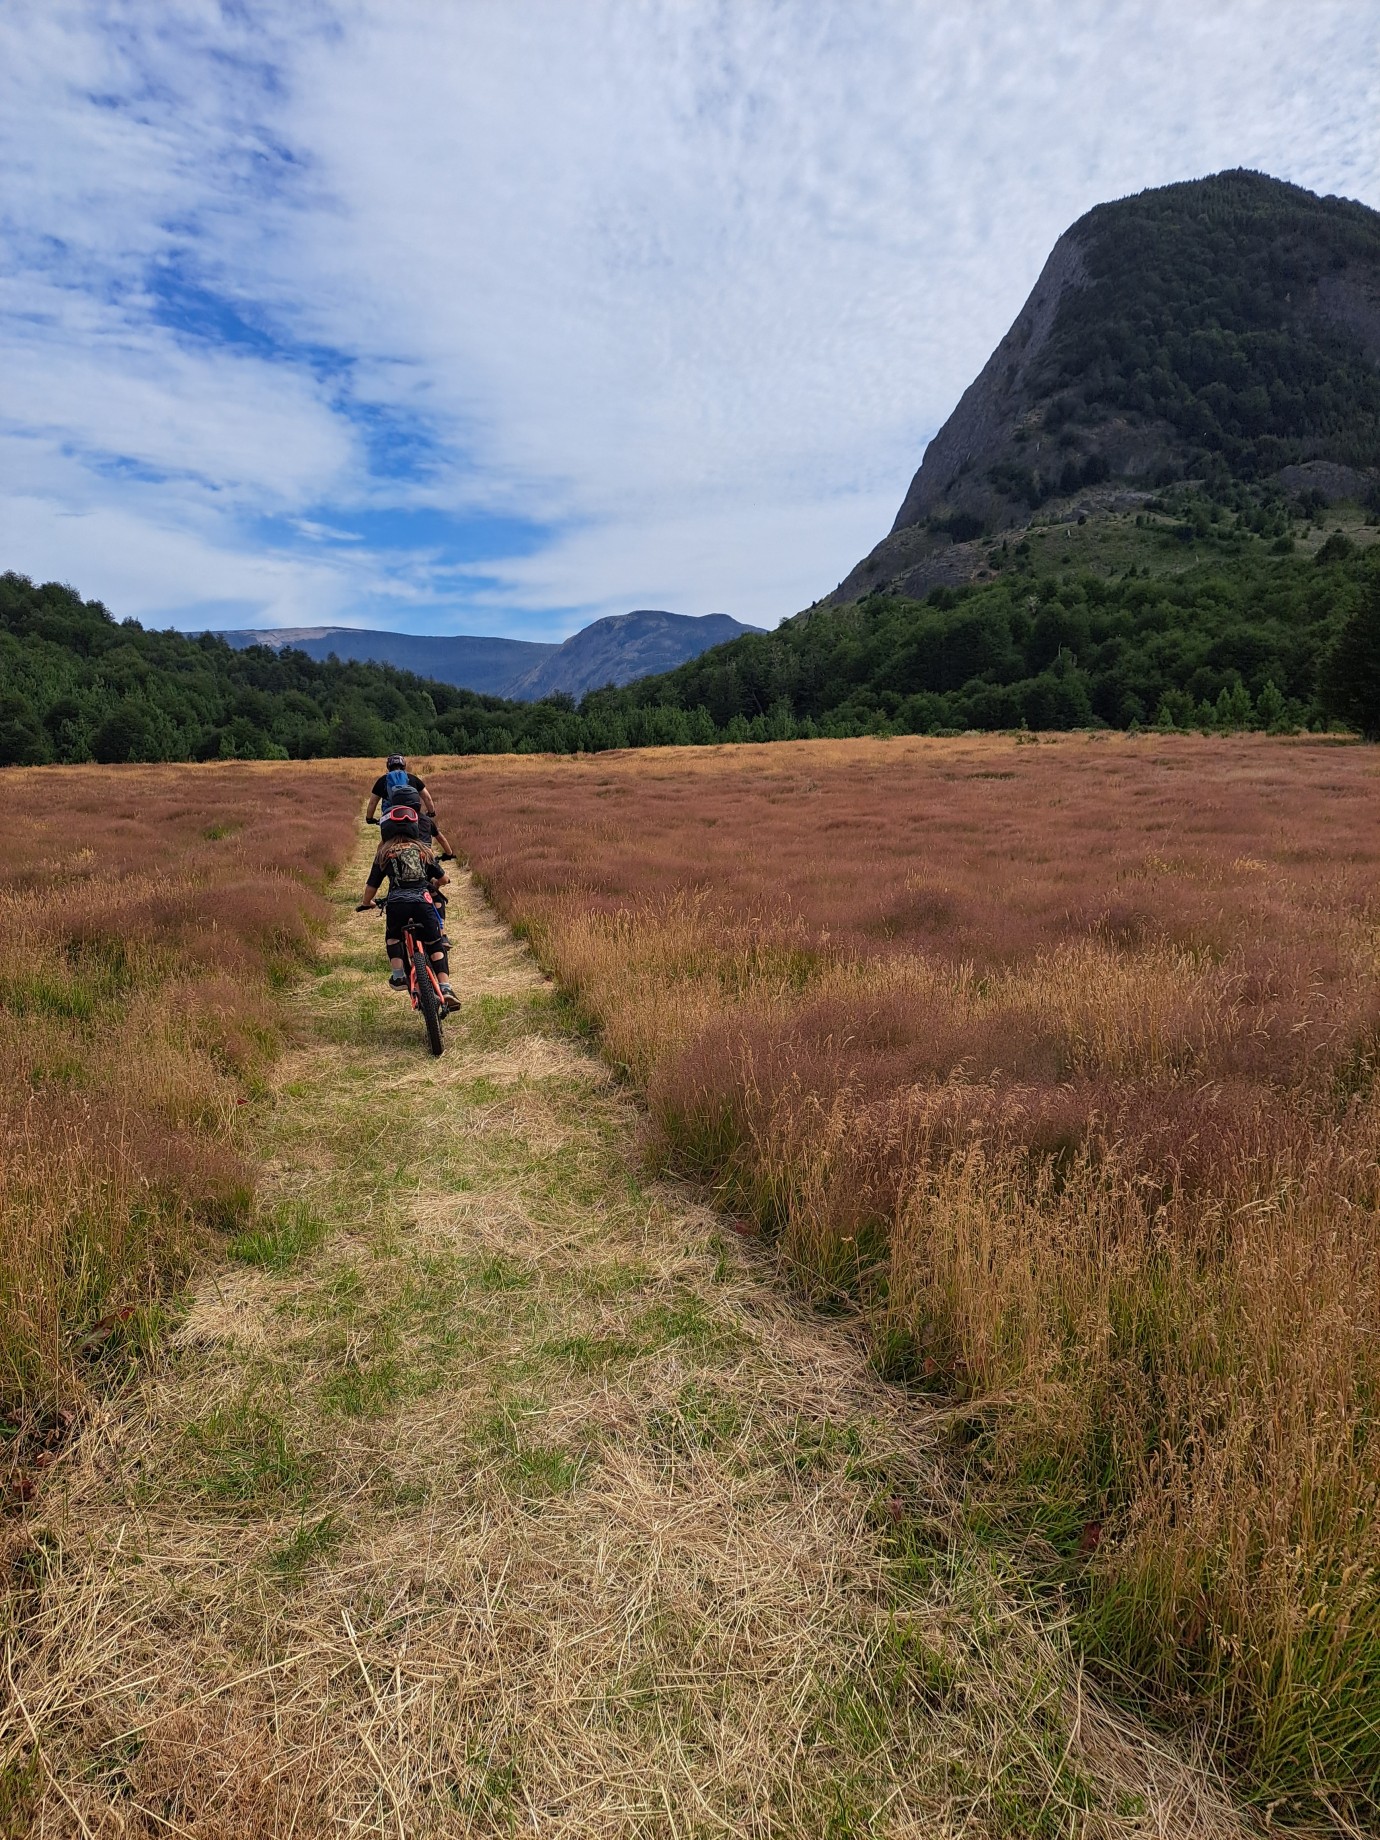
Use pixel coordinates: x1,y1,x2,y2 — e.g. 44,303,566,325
364,898,447,1057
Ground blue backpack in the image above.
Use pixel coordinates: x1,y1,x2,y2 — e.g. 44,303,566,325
382,766,412,801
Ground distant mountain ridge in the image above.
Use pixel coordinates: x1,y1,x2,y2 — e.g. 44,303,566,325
830,169,1380,604
219,609,761,699
505,611,758,700
218,628,555,698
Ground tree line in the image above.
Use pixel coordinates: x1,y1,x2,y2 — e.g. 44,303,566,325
4,529,1379,769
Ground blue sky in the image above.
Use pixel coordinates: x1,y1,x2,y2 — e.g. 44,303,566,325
3,2,1379,640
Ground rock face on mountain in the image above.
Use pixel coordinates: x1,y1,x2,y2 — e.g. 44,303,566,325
219,610,760,700
504,610,761,701
830,169,1380,604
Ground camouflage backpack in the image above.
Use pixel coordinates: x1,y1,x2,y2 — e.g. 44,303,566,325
388,840,428,890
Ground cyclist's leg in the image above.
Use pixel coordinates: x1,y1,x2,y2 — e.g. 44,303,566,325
414,903,459,1009
383,901,410,986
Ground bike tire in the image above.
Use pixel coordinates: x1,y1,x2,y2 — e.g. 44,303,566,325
413,940,445,1057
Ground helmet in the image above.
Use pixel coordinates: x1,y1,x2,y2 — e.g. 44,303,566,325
386,753,406,769
379,804,420,841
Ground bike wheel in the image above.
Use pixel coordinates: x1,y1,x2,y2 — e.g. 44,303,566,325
413,940,444,1057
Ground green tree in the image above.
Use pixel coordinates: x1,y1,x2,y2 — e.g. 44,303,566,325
0,693,49,766
1215,681,1255,731
328,700,386,757
1320,574,1380,740
1256,679,1286,732
91,700,156,763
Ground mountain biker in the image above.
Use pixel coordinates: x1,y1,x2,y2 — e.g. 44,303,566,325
365,754,435,823
355,804,460,1013
364,756,455,855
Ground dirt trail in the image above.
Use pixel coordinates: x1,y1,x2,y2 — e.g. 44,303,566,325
3,862,1244,1837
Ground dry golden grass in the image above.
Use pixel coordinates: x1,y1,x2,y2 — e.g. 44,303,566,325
1,855,1247,1837
432,733,1380,1821
0,761,361,1449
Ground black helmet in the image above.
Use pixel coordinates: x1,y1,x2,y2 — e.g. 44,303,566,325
379,804,420,841
386,752,406,769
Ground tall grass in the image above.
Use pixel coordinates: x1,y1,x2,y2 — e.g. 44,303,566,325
438,733,1380,1817
0,761,362,1436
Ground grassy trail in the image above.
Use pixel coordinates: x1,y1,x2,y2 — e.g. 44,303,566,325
4,857,1244,1837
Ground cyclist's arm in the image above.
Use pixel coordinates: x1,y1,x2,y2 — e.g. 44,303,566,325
365,793,381,820
356,847,386,909
419,785,436,817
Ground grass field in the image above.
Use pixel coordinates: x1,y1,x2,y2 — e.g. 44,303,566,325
435,732,1380,1820
0,763,359,1446
5,740,1378,1827
1,824,1248,1837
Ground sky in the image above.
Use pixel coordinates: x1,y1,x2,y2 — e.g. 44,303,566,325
3,3,1379,640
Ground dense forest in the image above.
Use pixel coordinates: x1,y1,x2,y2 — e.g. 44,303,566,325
593,500,1380,741
0,572,584,764
1042,170,1380,482
4,501,1380,766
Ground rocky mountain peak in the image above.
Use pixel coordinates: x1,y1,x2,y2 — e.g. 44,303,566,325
828,169,1380,606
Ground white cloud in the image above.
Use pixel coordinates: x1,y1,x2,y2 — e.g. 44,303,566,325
466,487,902,624
2,281,352,501
2,1,1378,636
0,490,354,628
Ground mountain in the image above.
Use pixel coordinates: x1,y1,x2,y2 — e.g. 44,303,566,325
218,610,761,699
575,172,1380,739
832,169,1380,604
505,610,761,700
218,627,556,697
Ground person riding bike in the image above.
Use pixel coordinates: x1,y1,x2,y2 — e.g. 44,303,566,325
364,755,456,856
365,754,436,824
355,804,460,1013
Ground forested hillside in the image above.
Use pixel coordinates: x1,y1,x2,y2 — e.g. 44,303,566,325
1039,170,1380,484
0,573,579,764
590,495,1380,738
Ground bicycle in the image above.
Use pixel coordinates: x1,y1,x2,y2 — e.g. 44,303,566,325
360,897,447,1057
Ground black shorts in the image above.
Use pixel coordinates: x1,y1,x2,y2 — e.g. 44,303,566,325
384,897,443,949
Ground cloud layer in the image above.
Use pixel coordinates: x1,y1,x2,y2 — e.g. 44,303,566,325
3,1,1378,635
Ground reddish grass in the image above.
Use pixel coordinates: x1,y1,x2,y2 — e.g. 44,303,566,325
435,732,1380,1813
0,761,363,1438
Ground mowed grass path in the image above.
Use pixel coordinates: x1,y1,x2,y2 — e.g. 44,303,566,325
5,855,1242,1837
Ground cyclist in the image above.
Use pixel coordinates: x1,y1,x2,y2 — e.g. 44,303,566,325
355,803,460,1013
365,754,436,823
365,757,456,856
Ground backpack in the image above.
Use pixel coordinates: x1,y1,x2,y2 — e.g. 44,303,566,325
382,766,413,802
387,840,428,890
